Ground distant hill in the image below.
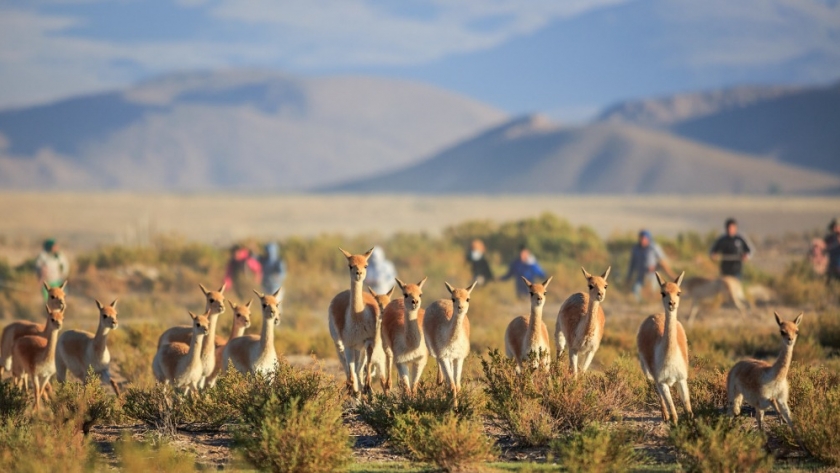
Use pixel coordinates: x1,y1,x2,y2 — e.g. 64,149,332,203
0,70,505,191
327,115,840,195
597,82,840,174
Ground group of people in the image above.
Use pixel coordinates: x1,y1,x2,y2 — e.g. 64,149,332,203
810,217,840,284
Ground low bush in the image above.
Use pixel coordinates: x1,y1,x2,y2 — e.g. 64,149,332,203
122,383,187,435
235,396,351,473
670,416,773,473
688,356,728,416
482,350,632,446
390,411,496,472
115,433,200,472
0,378,28,423
785,364,840,465
551,423,646,473
50,369,120,434
355,380,483,436
0,420,99,472
818,309,840,350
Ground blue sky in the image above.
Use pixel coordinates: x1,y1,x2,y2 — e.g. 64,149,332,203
2,0,839,120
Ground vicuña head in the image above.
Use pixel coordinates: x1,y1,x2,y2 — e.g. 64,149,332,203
523,276,552,307
582,266,610,302
775,311,802,347
253,287,283,325
368,286,395,315
45,305,65,331
200,283,226,314
189,310,211,337
396,277,427,310
95,299,119,330
44,281,68,311
656,271,685,312
228,299,253,330
444,280,478,315
340,247,374,283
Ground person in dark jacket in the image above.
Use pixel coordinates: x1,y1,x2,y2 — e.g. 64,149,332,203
824,217,840,285
626,230,673,301
709,218,753,279
500,245,546,298
467,239,494,285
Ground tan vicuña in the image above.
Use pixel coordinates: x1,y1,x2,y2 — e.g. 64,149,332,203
424,280,477,401
55,299,120,395
11,305,64,411
206,299,252,387
1,281,66,377
152,310,210,396
382,277,428,395
505,276,552,371
223,288,282,375
556,267,611,376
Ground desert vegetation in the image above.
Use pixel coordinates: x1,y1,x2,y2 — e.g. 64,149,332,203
1,212,839,471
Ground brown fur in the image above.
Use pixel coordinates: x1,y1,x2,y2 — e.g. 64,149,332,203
1,281,66,376
382,300,426,353
382,278,428,394
683,275,750,325
156,283,226,349
329,290,379,336
12,306,64,410
505,277,552,369
556,267,610,375
208,300,252,386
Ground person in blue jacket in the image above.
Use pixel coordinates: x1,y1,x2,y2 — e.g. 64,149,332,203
500,245,546,298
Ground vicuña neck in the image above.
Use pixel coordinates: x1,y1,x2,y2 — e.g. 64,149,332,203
188,333,206,369
93,323,112,357
44,326,61,364
229,321,247,342
771,340,795,380
201,313,219,359
350,279,366,314
527,303,544,340
259,315,276,353
583,294,601,333
662,306,680,355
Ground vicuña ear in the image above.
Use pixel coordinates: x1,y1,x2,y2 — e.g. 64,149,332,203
601,266,611,280
110,299,118,308
253,289,265,299
227,300,236,310
218,283,226,294
367,286,377,297
520,276,532,288
339,247,352,259
445,282,456,294
581,267,592,279
774,312,783,327
675,271,685,287
44,304,51,315
189,311,198,320
655,272,666,287
395,278,406,292
386,285,396,298
273,287,283,300
60,280,68,290
363,248,375,260
543,276,553,289
794,312,803,326
95,299,104,310
467,280,478,294
43,281,50,292
418,276,428,289
199,283,209,295
245,299,252,308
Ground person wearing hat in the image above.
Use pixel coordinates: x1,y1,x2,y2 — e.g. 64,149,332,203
626,230,672,302
710,218,753,279
35,238,69,300
824,217,840,285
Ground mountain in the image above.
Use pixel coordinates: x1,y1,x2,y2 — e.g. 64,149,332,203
597,82,840,174
327,115,840,195
0,70,505,191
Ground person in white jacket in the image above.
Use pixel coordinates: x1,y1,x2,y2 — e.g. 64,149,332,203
364,246,397,294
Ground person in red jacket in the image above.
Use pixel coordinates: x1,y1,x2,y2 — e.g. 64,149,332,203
224,244,263,299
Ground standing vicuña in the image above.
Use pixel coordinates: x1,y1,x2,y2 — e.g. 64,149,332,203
55,299,121,395
223,288,282,375
1,281,67,377
556,267,611,376
682,275,750,326
12,306,64,410
424,281,477,401
382,277,428,394
156,283,226,389
206,300,252,387
152,310,210,396
363,286,394,394
728,312,802,433
505,276,553,370
328,248,379,396
637,272,693,424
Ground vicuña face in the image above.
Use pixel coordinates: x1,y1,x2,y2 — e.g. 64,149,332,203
446,281,478,315
229,300,253,329
776,312,803,347
201,283,226,314
45,282,67,311
256,288,283,325
341,247,373,283
525,276,552,308
368,286,395,317
582,267,610,302
192,313,210,336
660,283,681,312
397,277,426,311
46,307,64,329
96,300,119,330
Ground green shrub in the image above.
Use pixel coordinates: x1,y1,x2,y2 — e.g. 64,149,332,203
235,396,351,473
115,433,201,472
50,369,119,434
390,412,496,472
670,416,773,473
0,420,100,473
818,309,840,350
551,423,645,473
355,380,483,436
785,365,840,465
688,356,728,416
481,350,632,446
0,378,28,423
122,383,187,435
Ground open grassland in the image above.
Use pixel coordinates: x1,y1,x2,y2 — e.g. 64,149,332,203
1,206,840,471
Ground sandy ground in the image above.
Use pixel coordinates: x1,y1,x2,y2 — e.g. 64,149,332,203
1,193,838,253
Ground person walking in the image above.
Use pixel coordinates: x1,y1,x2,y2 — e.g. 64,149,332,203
364,246,397,294
824,217,840,285
709,218,753,279
625,230,673,302
36,238,69,300
224,244,263,299
258,242,287,295
500,245,546,299
466,239,494,286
